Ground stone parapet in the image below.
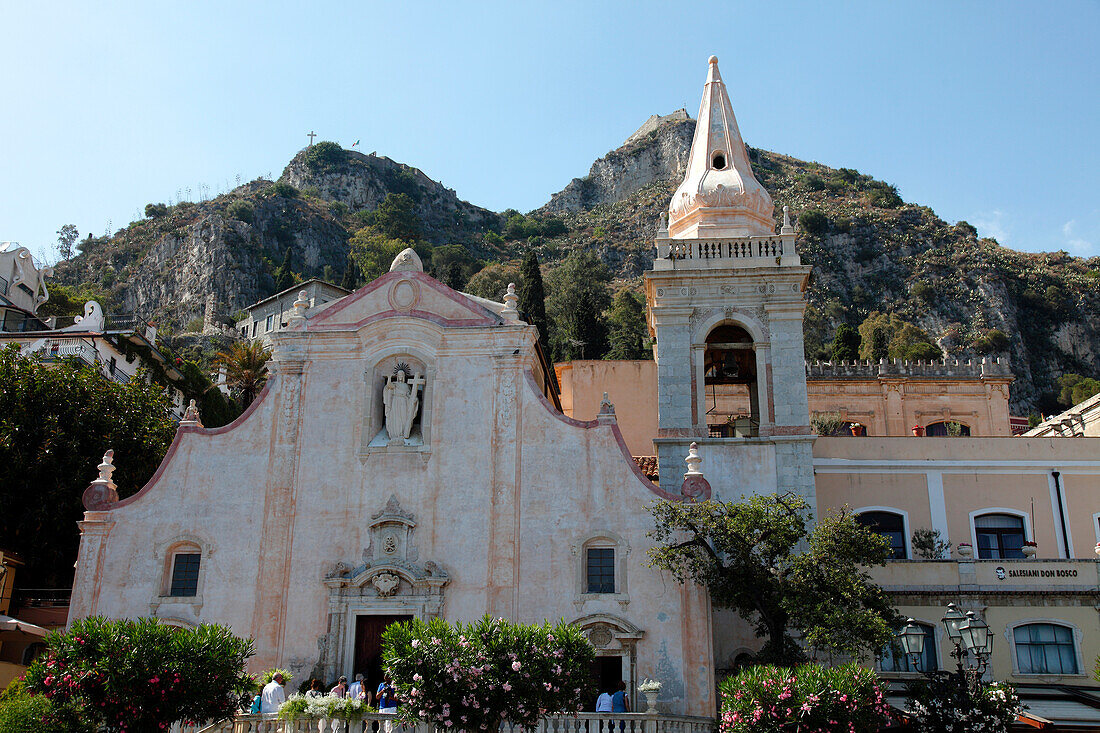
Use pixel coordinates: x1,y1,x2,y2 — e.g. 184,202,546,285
806,357,1013,380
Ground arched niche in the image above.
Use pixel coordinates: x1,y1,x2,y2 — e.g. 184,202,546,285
359,346,437,457
698,321,766,436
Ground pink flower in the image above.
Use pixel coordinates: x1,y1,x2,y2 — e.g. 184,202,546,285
512,661,522,671
502,683,512,692
413,673,422,681
412,639,421,648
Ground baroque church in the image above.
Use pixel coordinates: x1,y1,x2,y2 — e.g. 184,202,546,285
69,57,1100,721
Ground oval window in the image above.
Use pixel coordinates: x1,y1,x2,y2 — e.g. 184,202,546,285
712,152,727,170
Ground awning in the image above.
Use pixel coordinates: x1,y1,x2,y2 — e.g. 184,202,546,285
0,613,48,643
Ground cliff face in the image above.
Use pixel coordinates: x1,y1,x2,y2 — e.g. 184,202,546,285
280,148,499,247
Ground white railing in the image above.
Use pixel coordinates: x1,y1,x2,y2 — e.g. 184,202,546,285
189,713,715,733
657,235,789,264
42,339,97,365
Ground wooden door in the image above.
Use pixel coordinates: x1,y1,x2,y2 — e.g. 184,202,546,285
353,614,412,693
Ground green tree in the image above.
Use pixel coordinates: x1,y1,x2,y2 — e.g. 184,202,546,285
858,312,940,362
56,224,79,260
358,193,420,242
348,227,406,284
428,244,476,290
545,251,612,361
798,209,828,235
273,248,295,292
517,251,548,353
226,200,254,224
24,617,255,731
464,262,520,301
1056,373,1100,407
302,140,345,171
213,341,271,409
340,256,360,291
383,616,594,731
830,323,861,361
647,493,900,664
144,203,168,218
605,288,649,360
0,346,176,587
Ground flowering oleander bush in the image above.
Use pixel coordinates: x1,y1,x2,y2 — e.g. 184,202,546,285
278,693,373,720
22,616,255,733
719,663,892,733
383,615,595,731
906,676,1020,732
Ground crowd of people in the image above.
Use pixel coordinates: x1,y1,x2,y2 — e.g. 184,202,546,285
252,671,401,720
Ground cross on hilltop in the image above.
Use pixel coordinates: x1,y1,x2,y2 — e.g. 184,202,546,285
307,131,317,146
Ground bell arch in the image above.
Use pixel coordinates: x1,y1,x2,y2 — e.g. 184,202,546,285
692,311,772,435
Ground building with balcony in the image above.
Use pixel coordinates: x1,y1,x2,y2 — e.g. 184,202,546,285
234,279,351,345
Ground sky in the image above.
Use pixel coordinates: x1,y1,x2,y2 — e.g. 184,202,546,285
3,1,1099,266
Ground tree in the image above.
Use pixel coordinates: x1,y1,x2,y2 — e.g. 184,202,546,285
348,227,406,284
647,493,901,664
358,193,420,242
23,617,255,731
606,288,649,360
464,262,520,301
798,209,828,235
0,345,176,587
340,256,360,291
858,312,940,362
830,323,861,361
545,251,612,361
144,203,168,218
382,616,594,731
56,225,79,260
273,248,296,293
517,251,548,353
1056,373,1100,407
213,341,271,408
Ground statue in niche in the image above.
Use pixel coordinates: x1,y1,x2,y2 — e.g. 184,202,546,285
383,363,424,442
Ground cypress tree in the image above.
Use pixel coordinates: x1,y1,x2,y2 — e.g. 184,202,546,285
341,256,359,291
830,324,861,361
273,248,294,292
517,251,548,353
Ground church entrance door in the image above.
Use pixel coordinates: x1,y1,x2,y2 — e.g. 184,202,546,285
589,656,623,710
354,614,411,693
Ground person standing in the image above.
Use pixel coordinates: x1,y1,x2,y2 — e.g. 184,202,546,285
260,672,286,714
348,673,365,702
306,679,325,699
377,675,399,733
331,675,349,698
611,679,630,731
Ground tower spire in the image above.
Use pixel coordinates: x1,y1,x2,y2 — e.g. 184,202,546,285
668,55,774,239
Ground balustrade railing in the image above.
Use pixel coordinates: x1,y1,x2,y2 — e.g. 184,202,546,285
660,236,787,263
183,713,715,733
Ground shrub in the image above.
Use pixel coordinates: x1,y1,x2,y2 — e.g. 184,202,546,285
798,209,828,235
719,663,892,733
329,200,349,217
955,221,978,238
0,680,90,733
906,677,1019,732
382,615,595,731
279,693,369,720
145,203,168,218
810,411,848,437
866,181,903,208
303,141,346,171
268,181,299,198
227,199,254,223
910,280,935,303
971,329,1009,354
23,616,255,731
800,173,825,191
262,668,294,686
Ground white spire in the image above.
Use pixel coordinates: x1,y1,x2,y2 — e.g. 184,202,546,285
667,55,774,239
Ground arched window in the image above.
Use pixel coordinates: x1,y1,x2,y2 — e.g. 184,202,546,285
169,551,201,597
704,324,758,437
1014,623,1079,674
925,421,971,437
880,622,937,673
974,513,1026,559
856,511,908,559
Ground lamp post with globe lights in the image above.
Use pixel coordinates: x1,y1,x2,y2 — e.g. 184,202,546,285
898,603,992,695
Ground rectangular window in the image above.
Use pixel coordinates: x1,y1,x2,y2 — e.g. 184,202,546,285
265,314,274,332
169,553,201,597
586,548,615,594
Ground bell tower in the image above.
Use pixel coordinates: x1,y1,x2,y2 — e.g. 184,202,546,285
644,56,815,508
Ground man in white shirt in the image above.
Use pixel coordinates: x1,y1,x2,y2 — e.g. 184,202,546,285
260,672,286,714
348,673,366,702
596,690,613,712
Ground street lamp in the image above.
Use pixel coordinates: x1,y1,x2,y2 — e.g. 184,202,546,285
898,618,926,659
959,611,993,656
941,603,965,643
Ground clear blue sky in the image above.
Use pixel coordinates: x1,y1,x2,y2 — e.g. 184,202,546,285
3,1,1098,265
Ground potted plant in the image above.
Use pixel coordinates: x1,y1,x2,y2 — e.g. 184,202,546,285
912,425,925,437
956,542,974,559
1022,541,1037,558
1094,542,1100,558
849,422,864,437
638,679,661,713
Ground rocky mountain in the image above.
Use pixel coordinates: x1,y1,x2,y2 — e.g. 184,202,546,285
53,148,500,329
51,119,1100,414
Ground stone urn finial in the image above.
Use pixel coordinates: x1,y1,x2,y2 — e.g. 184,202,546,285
82,449,119,511
680,442,711,501
289,290,309,324
501,282,520,320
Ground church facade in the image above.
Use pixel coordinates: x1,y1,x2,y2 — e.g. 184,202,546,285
69,56,1100,720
